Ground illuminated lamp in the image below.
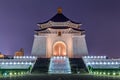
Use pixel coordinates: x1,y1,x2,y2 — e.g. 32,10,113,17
108,62,110,65
103,56,106,58
92,62,95,65
33,56,35,58
100,62,102,64
25,62,28,65
93,72,96,75
87,56,89,58
103,62,106,65
6,62,8,65
21,72,24,75
97,56,100,58
9,62,12,64
18,72,20,75
96,71,98,75
29,62,32,65
14,72,17,75
113,72,116,75
26,56,29,58
103,72,106,75
87,62,90,65
107,72,110,75
91,56,93,58
111,62,114,65
96,62,98,64
3,72,8,76
17,62,20,64
9,72,12,76
100,56,102,58
21,62,24,64
2,62,4,64
13,62,16,65
99,72,102,75
115,62,118,64
30,56,32,58
23,56,25,58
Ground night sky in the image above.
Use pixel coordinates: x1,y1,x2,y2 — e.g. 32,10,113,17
0,0,120,58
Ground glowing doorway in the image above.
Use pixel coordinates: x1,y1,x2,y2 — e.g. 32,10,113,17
49,41,71,74
53,41,66,56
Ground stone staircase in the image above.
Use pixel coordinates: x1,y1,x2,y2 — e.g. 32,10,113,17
48,56,71,74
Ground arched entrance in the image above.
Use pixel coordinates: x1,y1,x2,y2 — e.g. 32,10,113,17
53,41,67,56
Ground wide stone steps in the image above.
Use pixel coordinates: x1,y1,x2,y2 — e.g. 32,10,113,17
48,56,71,74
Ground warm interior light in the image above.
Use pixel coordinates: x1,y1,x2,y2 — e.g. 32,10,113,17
53,41,66,56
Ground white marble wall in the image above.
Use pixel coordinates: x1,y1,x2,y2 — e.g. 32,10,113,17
73,35,88,58
46,33,73,58
31,35,46,57
32,33,88,58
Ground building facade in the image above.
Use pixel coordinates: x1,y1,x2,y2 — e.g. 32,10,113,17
31,8,88,58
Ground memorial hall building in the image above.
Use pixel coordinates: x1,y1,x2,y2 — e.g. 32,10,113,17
31,8,88,58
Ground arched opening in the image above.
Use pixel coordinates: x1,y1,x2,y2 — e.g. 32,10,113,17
53,41,66,56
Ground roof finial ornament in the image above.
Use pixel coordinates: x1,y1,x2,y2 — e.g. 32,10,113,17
57,7,62,14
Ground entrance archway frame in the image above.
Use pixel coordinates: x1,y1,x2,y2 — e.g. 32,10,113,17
52,41,67,56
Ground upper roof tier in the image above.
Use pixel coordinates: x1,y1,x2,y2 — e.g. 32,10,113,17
37,8,82,29
50,13,69,22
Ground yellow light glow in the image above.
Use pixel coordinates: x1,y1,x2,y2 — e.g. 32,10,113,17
53,41,66,56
